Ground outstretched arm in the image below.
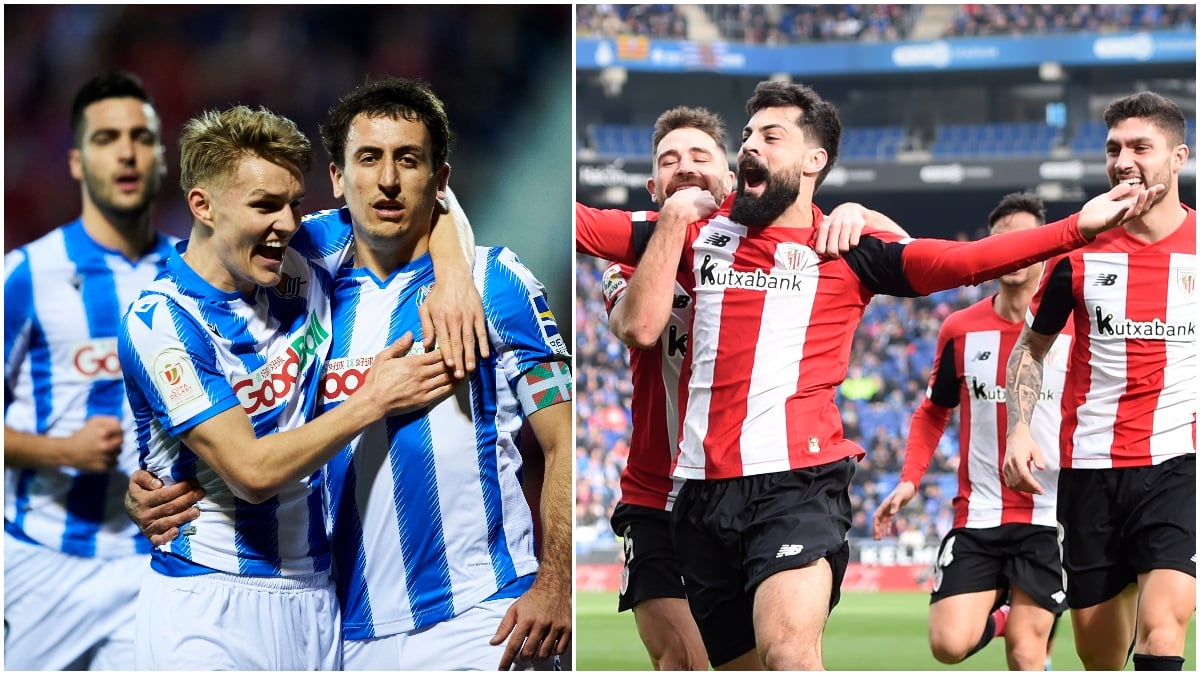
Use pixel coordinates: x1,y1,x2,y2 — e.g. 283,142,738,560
816,202,911,259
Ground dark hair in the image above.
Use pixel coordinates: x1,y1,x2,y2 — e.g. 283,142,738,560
320,77,453,170
987,191,1046,230
744,80,841,190
651,106,727,157
1103,91,1187,147
70,70,156,148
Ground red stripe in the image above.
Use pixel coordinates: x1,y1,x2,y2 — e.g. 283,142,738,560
953,331,971,529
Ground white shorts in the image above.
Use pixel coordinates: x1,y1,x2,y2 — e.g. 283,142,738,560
4,532,147,670
135,567,341,670
343,596,558,671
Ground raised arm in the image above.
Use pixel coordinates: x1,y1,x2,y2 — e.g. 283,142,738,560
609,186,716,348
816,202,911,259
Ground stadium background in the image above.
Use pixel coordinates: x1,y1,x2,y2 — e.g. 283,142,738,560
3,4,573,352
574,4,1196,670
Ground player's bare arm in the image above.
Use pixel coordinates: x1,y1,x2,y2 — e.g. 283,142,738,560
181,333,453,504
1002,325,1057,495
491,375,573,669
422,186,488,378
611,186,715,348
4,416,123,473
125,469,205,546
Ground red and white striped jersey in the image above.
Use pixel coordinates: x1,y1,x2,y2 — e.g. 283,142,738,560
602,261,688,511
1030,205,1196,469
908,297,1071,529
578,200,1100,480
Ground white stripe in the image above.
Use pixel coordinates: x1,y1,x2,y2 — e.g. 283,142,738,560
1152,252,1197,463
1075,252,1127,467
963,330,1003,528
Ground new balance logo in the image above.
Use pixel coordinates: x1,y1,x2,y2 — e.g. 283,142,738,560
1092,274,1119,287
704,233,732,247
1051,591,1066,604
971,351,992,362
775,544,805,558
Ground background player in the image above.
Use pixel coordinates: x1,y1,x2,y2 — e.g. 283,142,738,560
1004,91,1195,671
874,192,1068,670
4,70,175,670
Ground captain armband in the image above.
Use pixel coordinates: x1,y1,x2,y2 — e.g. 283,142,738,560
516,361,573,412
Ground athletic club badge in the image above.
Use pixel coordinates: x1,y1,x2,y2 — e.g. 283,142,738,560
1176,268,1195,300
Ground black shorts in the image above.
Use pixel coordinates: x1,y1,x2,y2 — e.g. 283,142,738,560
610,502,686,612
1057,454,1196,609
671,459,854,667
930,524,1067,614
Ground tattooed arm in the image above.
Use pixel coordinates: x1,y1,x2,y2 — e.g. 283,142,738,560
1002,326,1059,495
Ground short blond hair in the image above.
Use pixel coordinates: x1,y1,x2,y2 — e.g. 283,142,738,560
178,105,311,192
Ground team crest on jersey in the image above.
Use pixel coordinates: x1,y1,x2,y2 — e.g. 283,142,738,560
416,282,434,307
1176,268,1194,300
152,348,204,412
776,242,816,272
532,293,569,356
271,272,306,299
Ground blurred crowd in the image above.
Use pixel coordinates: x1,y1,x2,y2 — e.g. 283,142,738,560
575,4,1194,45
576,237,999,559
945,4,1197,37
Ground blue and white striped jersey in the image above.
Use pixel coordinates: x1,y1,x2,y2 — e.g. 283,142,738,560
118,208,353,577
5,219,175,559
321,246,572,639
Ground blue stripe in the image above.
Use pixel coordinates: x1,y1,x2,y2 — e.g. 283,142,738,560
389,412,456,626
471,357,517,586
305,470,330,573
327,451,375,637
9,470,37,535
234,496,283,576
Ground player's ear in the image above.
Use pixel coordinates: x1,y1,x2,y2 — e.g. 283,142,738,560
329,162,345,200
187,187,214,226
646,177,660,204
69,148,84,182
805,148,829,177
722,170,735,195
435,162,450,198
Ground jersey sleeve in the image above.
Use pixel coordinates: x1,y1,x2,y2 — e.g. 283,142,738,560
294,208,355,274
118,293,241,436
844,213,1090,297
476,247,572,416
899,322,958,485
4,249,33,401
1028,256,1075,336
575,202,658,265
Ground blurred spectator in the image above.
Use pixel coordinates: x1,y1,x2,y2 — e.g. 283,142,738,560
945,4,1196,38
576,4,688,39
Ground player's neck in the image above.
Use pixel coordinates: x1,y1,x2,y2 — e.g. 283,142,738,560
79,199,156,261
353,231,429,280
769,200,815,229
993,282,1036,323
1120,195,1187,244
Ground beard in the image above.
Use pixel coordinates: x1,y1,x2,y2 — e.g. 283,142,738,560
729,165,802,228
84,170,160,224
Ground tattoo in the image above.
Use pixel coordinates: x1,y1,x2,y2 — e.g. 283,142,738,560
1005,327,1055,430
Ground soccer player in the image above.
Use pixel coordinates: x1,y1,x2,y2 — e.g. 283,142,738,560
117,104,473,669
576,79,1163,670
1003,91,1195,671
873,192,1069,670
3,70,175,670
314,77,572,671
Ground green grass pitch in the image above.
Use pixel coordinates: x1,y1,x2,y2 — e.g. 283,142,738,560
576,590,1196,671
